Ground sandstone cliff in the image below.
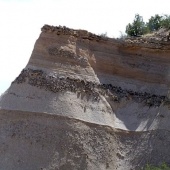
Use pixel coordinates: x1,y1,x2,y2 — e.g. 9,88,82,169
0,25,170,170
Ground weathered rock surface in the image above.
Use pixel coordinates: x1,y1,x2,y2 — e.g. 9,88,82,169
0,25,170,170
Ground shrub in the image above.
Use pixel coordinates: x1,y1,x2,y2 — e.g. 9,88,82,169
144,162,170,170
99,32,108,38
146,14,163,32
125,14,170,37
119,31,127,39
162,15,170,29
125,14,149,36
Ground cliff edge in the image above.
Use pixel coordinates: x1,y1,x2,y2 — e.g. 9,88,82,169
0,25,170,170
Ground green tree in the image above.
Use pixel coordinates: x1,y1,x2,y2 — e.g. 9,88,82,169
126,14,148,36
147,14,163,32
162,15,170,29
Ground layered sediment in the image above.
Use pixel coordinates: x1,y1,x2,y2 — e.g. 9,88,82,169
0,25,170,170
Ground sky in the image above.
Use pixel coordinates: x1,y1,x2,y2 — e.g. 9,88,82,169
0,0,170,95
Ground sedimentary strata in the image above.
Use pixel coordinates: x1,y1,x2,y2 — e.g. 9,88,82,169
48,47,88,66
13,69,168,107
1,25,170,170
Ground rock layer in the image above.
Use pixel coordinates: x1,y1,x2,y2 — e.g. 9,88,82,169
0,25,170,170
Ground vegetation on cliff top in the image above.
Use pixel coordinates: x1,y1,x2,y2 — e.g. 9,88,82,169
126,14,170,36
144,162,170,170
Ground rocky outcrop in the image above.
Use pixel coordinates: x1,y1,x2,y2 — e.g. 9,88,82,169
0,25,170,170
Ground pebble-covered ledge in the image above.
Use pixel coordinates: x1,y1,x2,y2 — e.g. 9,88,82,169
41,25,170,49
41,24,109,42
12,69,169,107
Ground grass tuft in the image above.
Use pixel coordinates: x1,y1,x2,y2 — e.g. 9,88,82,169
144,162,170,170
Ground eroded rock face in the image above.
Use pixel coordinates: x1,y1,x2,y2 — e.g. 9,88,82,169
0,25,170,170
